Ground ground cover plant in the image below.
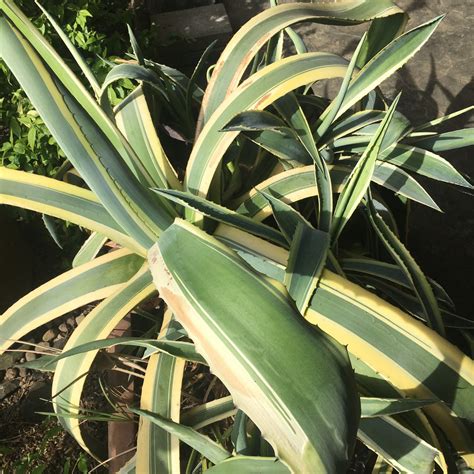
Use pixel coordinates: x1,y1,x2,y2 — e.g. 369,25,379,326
0,0,473,472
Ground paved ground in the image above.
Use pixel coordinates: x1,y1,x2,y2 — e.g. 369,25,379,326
223,0,474,315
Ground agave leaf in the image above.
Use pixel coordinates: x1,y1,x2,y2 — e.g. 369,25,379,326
259,189,311,242
365,191,444,336
0,18,172,248
236,161,438,220
236,166,348,220
308,273,474,464
380,143,473,188
415,105,474,131
201,1,403,124
187,40,217,124
359,416,439,474
285,223,330,314
331,94,400,242
337,16,443,119
99,63,161,108
360,397,436,418
274,93,333,231
132,409,231,465
0,167,142,254
207,456,289,473
372,456,394,474
148,219,359,472
321,110,386,144
356,12,408,67
137,309,185,473
182,396,236,431
52,264,155,456
250,128,310,166
152,188,287,247
222,120,310,166
72,232,108,268
341,258,454,308
356,274,474,330
371,161,440,211
285,27,307,55
127,24,144,64
231,410,252,455
223,110,288,132
114,85,182,193
316,33,366,140
35,0,100,96
186,52,349,209
351,355,446,464
411,128,474,153
0,249,143,354
43,337,204,367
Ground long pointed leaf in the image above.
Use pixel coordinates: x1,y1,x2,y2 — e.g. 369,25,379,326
51,264,155,456
137,309,185,473
0,249,143,354
132,408,231,465
148,219,360,472
0,167,142,253
331,95,400,242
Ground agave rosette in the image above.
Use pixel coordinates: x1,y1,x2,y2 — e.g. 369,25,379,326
0,0,473,472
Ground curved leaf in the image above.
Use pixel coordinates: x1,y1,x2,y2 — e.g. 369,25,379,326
0,249,143,354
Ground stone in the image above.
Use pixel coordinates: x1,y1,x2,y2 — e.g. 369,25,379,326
53,335,67,350
42,328,57,342
18,368,28,378
58,323,69,334
66,316,76,328
4,367,18,380
0,380,20,400
37,341,50,349
0,352,22,370
25,352,36,362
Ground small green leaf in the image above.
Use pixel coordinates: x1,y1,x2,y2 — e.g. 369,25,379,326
27,126,36,149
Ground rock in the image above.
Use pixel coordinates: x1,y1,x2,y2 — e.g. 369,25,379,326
19,357,25,364
66,316,76,328
42,328,57,342
0,352,22,370
53,335,67,350
37,341,50,349
18,368,28,378
58,323,69,334
76,314,86,325
0,380,20,400
25,352,37,362
4,367,18,380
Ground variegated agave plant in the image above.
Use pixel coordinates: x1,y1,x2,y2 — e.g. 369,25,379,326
0,0,473,472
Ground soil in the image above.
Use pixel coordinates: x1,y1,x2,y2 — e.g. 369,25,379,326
0,307,108,473
0,371,96,473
